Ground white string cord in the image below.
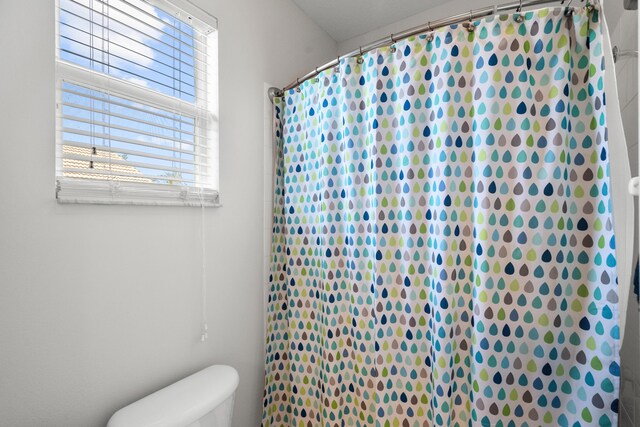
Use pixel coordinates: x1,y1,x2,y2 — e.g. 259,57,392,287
200,189,208,342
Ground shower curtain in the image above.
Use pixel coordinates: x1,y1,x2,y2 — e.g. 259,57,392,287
263,3,620,426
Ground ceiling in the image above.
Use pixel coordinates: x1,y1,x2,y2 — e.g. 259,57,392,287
292,0,451,42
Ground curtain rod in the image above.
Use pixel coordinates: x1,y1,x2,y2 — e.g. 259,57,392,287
269,0,588,101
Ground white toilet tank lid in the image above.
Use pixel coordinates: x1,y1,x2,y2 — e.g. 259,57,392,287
107,365,239,427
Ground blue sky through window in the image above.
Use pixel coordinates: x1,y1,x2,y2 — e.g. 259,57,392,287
59,0,196,103
58,0,203,186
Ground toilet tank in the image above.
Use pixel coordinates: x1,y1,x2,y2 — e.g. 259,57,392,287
107,365,239,427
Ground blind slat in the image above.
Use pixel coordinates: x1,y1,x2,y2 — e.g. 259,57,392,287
112,0,201,43
59,19,207,75
60,153,207,178
61,140,209,167
60,48,196,99
60,113,213,146
59,34,200,91
61,99,198,136
61,85,202,125
59,113,210,147
60,167,199,185
58,6,211,75
60,126,208,156
58,62,206,117
63,0,212,57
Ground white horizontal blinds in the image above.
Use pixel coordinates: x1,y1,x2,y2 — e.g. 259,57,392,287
59,0,208,102
56,0,219,206
60,81,207,185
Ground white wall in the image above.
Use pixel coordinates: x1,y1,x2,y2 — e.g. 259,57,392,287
607,3,640,426
338,0,496,55
0,0,336,426
608,2,639,178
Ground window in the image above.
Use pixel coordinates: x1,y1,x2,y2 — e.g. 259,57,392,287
55,0,219,206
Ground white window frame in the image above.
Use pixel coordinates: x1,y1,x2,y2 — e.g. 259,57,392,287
55,0,220,206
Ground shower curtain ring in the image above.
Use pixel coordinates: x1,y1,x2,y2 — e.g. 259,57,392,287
563,0,575,15
465,11,475,32
426,22,434,42
515,0,525,22
357,47,364,64
389,35,397,52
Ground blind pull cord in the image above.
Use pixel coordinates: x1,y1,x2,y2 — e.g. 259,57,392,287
200,188,208,342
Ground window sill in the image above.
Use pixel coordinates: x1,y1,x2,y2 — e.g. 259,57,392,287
56,179,221,207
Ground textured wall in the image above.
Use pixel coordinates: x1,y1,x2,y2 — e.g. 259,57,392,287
0,1,335,426
608,2,640,426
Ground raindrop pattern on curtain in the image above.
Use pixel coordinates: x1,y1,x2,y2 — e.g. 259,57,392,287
263,3,619,426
